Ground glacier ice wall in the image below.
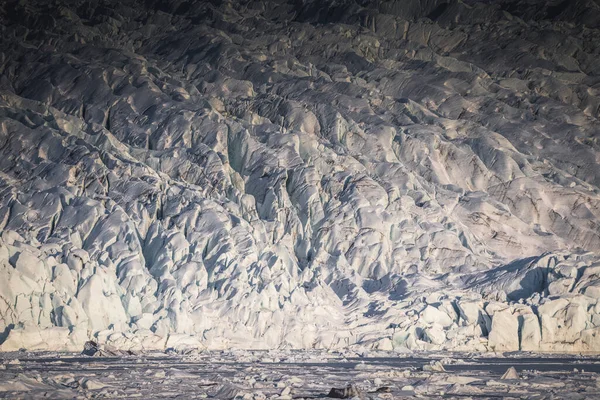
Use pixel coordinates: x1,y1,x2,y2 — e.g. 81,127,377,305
1,0,600,352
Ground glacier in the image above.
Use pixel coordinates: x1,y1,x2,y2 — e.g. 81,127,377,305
1,0,600,353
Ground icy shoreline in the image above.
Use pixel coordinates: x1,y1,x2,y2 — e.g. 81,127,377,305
2,350,600,399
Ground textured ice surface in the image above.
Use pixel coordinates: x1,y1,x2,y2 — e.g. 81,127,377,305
1,0,600,352
1,350,600,399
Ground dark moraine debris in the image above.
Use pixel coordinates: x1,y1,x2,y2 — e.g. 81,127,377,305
81,341,135,357
81,341,101,356
327,384,363,398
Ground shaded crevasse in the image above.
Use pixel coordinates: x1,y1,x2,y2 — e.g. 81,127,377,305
0,0,600,352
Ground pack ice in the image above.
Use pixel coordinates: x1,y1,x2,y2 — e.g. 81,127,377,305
1,0,600,353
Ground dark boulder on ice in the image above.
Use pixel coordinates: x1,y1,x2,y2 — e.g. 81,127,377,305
82,341,101,357
327,384,363,398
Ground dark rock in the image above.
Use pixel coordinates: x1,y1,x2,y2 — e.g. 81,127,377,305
373,386,392,393
82,341,129,357
327,384,362,398
82,340,100,356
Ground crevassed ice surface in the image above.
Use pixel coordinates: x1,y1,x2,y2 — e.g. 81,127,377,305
1,0,600,352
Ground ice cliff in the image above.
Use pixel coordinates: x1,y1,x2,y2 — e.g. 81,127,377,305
1,0,600,352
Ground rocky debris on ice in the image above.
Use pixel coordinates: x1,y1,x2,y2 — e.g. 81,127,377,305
82,341,102,356
81,340,135,356
327,384,363,399
0,0,600,353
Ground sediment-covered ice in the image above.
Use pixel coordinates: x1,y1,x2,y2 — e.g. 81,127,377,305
1,0,600,352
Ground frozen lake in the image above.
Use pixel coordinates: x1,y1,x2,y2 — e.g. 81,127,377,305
1,350,599,399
